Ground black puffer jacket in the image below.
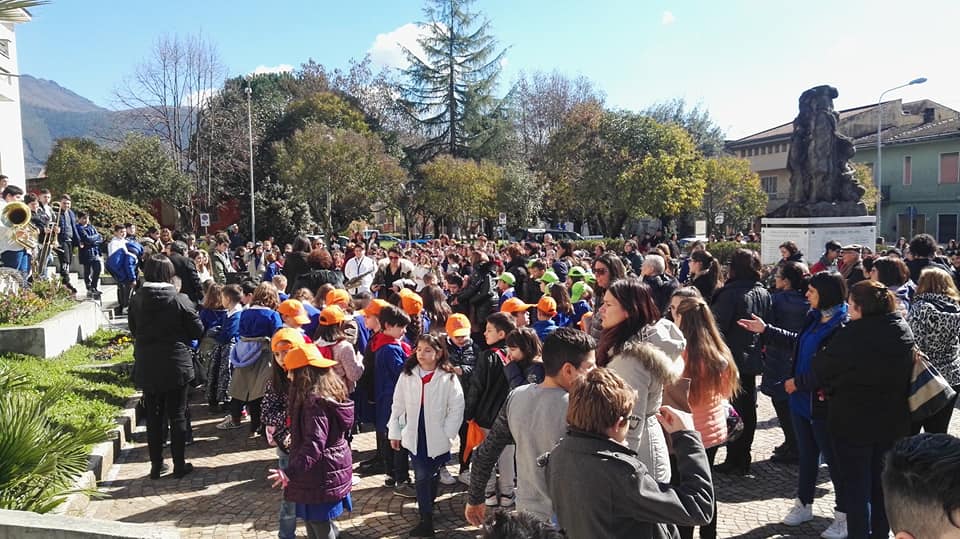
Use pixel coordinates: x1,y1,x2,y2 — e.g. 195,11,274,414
458,261,499,328
292,268,345,295
282,252,310,294
711,278,772,376
129,282,204,393
813,313,914,443
644,273,679,317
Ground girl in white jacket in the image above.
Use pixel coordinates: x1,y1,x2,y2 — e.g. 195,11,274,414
388,334,464,538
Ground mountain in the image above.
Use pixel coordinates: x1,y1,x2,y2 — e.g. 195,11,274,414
19,75,134,177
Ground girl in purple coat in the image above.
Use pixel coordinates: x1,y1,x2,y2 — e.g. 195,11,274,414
268,344,354,539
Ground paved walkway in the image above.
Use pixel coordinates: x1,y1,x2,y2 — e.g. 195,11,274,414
84,386,960,539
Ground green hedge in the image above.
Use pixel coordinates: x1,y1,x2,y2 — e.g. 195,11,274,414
71,187,159,234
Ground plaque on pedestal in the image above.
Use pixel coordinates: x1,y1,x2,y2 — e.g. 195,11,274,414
760,216,876,265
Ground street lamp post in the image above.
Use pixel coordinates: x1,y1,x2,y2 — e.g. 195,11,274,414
245,85,255,244
876,77,926,242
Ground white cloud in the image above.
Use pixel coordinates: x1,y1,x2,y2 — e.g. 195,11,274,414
368,23,430,69
661,11,676,25
500,57,509,68
251,64,294,75
182,87,219,107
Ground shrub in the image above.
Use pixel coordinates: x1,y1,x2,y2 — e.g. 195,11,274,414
705,242,761,265
0,280,74,327
70,187,159,233
0,366,110,513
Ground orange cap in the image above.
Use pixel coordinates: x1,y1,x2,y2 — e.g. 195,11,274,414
283,343,338,371
277,299,310,325
272,327,306,352
399,288,423,316
537,296,558,317
326,288,351,308
362,298,391,317
319,304,347,326
445,313,471,337
500,297,535,314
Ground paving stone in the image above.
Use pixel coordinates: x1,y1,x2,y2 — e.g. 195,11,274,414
83,383,960,538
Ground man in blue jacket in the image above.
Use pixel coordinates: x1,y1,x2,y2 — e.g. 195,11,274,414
56,194,81,294
76,211,103,299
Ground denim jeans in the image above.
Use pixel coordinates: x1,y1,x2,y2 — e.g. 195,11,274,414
83,258,102,292
409,451,449,515
792,412,843,510
276,450,297,539
832,439,892,539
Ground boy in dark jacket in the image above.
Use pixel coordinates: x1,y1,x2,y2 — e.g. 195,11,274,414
445,313,481,479
464,312,517,506
372,304,413,495
76,211,103,299
543,368,713,539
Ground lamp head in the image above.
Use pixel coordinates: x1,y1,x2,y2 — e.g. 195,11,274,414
909,77,927,85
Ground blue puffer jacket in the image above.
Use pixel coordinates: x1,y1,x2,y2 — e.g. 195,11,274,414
106,241,142,284
760,290,809,400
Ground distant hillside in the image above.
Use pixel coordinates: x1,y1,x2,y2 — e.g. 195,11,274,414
19,75,150,177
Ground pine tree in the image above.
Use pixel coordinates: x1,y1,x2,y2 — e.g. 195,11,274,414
400,0,508,160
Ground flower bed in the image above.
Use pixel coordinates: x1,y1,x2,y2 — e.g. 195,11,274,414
0,279,75,327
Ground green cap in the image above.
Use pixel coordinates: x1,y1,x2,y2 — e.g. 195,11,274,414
568,266,589,280
571,281,593,303
525,258,540,268
497,273,515,286
537,269,559,285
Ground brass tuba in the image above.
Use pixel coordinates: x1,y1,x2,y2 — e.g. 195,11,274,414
1,201,38,250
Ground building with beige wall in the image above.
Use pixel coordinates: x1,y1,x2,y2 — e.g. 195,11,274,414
0,8,29,188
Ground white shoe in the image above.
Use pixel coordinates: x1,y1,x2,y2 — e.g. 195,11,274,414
821,511,847,539
783,499,814,526
484,493,499,507
499,493,516,508
438,466,456,485
215,416,243,430
458,470,471,486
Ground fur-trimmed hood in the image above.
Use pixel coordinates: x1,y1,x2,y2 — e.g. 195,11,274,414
613,320,686,385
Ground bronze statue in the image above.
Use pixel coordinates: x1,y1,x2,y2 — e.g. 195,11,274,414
773,85,867,217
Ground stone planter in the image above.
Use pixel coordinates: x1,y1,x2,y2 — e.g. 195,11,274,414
0,300,107,358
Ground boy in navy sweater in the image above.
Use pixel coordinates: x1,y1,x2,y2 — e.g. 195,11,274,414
373,304,413,496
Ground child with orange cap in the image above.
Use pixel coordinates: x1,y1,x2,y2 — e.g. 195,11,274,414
500,297,534,329
267,344,354,539
314,305,364,394
262,328,306,539
532,296,559,342
277,299,313,343
325,288,365,351
398,288,428,346
445,313,481,484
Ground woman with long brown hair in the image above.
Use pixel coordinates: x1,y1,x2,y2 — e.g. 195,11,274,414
674,296,739,539
421,284,452,336
597,278,685,482
589,252,627,339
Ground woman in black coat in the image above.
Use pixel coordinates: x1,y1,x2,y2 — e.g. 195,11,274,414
281,237,312,294
129,254,204,479
710,248,771,475
456,251,499,330
812,280,914,539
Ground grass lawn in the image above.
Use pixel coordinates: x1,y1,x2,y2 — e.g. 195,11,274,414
0,329,135,436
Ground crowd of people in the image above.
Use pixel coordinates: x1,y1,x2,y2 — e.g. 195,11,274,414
3,183,958,539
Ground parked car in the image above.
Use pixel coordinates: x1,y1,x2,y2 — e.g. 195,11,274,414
678,236,710,250
515,228,584,243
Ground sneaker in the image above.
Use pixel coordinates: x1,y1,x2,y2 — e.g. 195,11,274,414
439,467,456,486
783,499,814,526
215,417,243,430
499,493,516,508
393,481,416,499
384,477,397,488
821,511,847,539
484,493,499,507
457,470,471,486
351,474,361,486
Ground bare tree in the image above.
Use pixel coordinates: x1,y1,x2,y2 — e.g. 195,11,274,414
511,70,604,167
115,33,226,223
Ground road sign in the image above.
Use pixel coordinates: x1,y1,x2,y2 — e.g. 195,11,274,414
715,212,725,225
498,212,507,225
199,213,211,227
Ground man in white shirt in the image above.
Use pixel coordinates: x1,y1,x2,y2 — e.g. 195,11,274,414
344,244,376,296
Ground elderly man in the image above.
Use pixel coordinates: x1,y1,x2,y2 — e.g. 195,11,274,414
839,244,866,287
641,253,678,316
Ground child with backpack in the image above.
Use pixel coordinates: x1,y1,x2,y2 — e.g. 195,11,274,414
465,312,517,508
314,305,365,394
217,283,282,435
205,284,242,412
389,334,465,537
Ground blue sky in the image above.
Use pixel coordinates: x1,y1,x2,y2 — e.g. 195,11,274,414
15,0,960,138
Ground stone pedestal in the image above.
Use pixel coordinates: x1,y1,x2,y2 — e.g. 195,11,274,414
760,216,876,265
